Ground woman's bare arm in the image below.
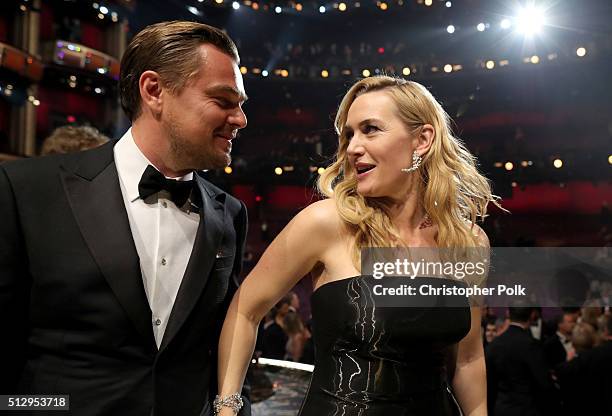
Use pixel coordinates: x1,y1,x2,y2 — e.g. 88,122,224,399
217,200,339,414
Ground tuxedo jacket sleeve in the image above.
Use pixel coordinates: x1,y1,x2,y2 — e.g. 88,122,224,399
0,165,31,393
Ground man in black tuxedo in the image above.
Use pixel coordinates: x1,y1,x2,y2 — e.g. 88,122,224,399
542,309,578,369
0,21,250,416
486,306,560,416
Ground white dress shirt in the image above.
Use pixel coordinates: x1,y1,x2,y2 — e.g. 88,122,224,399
556,330,575,357
114,128,200,347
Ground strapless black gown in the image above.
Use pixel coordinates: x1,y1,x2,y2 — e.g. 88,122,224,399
299,275,471,416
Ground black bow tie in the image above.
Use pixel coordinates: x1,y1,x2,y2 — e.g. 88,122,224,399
138,165,194,207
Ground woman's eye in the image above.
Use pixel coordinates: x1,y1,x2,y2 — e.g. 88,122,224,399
363,125,379,134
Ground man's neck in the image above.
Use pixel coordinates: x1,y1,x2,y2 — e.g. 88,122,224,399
131,119,190,178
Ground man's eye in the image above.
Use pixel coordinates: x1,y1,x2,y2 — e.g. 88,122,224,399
217,99,234,108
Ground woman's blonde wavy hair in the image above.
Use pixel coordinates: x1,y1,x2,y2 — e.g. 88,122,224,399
317,75,501,268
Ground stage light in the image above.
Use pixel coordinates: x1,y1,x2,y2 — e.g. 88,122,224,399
232,2,240,10
443,64,453,73
494,162,503,168
402,67,411,76
445,1,452,8
511,181,518,188
317,167,325,175
424,0,432,6
339,2,347,11
296,3,302,11
240,66,247,75
198,0,204,2
187,6,201,15
516,4,545,36
93,2,99,8
476,23,486,32
321,69,329,78
275,6,281,13
553,158,563,168
499,59,509,66
280,69,289,77
99,6,108,14
500,18,512,29
94,87,102,94
319,5,326,13
530,55,540,64
274,167,283,175
362,69,371,77
576,47,586,57
252,2,259,10
261,70,269,77
380,2,388,11
111,12,118,22
608,155,612,165
485,60,495,69
32,99,40,106
224,166,233,174
447,25,455,34
214,0,223,4
98,13,104,19
504,162,514,171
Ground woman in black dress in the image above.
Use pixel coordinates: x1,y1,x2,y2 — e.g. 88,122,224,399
216,76,498,416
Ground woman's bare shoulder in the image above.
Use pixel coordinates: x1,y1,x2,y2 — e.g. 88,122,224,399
470,223,490,248
292,198,343,231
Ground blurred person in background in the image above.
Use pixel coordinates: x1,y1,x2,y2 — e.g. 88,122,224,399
486,306,560,416
483,315,498,347
556,315,612,415
40,125,110,155
260,296,291,360
543,309,579,368
569,321,598,357
283,311,310,362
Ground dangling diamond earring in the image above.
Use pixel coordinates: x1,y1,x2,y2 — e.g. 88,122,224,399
401,151,423,173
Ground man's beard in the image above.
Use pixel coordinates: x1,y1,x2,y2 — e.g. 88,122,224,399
166,122,230,171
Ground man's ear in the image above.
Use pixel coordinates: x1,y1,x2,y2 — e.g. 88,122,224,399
139,70,164,117
414,124,435,156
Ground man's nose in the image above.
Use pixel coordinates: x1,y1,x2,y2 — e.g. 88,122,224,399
229,106,247,130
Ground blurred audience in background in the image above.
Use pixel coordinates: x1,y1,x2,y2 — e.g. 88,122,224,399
40,125,110,156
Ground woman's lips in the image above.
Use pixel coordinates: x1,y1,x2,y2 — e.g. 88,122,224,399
356,166,375,179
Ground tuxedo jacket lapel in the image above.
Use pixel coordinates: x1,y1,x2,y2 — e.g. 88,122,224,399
160,176,226,351
60,142,155,347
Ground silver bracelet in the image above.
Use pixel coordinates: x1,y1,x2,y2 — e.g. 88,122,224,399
213,393,243,415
